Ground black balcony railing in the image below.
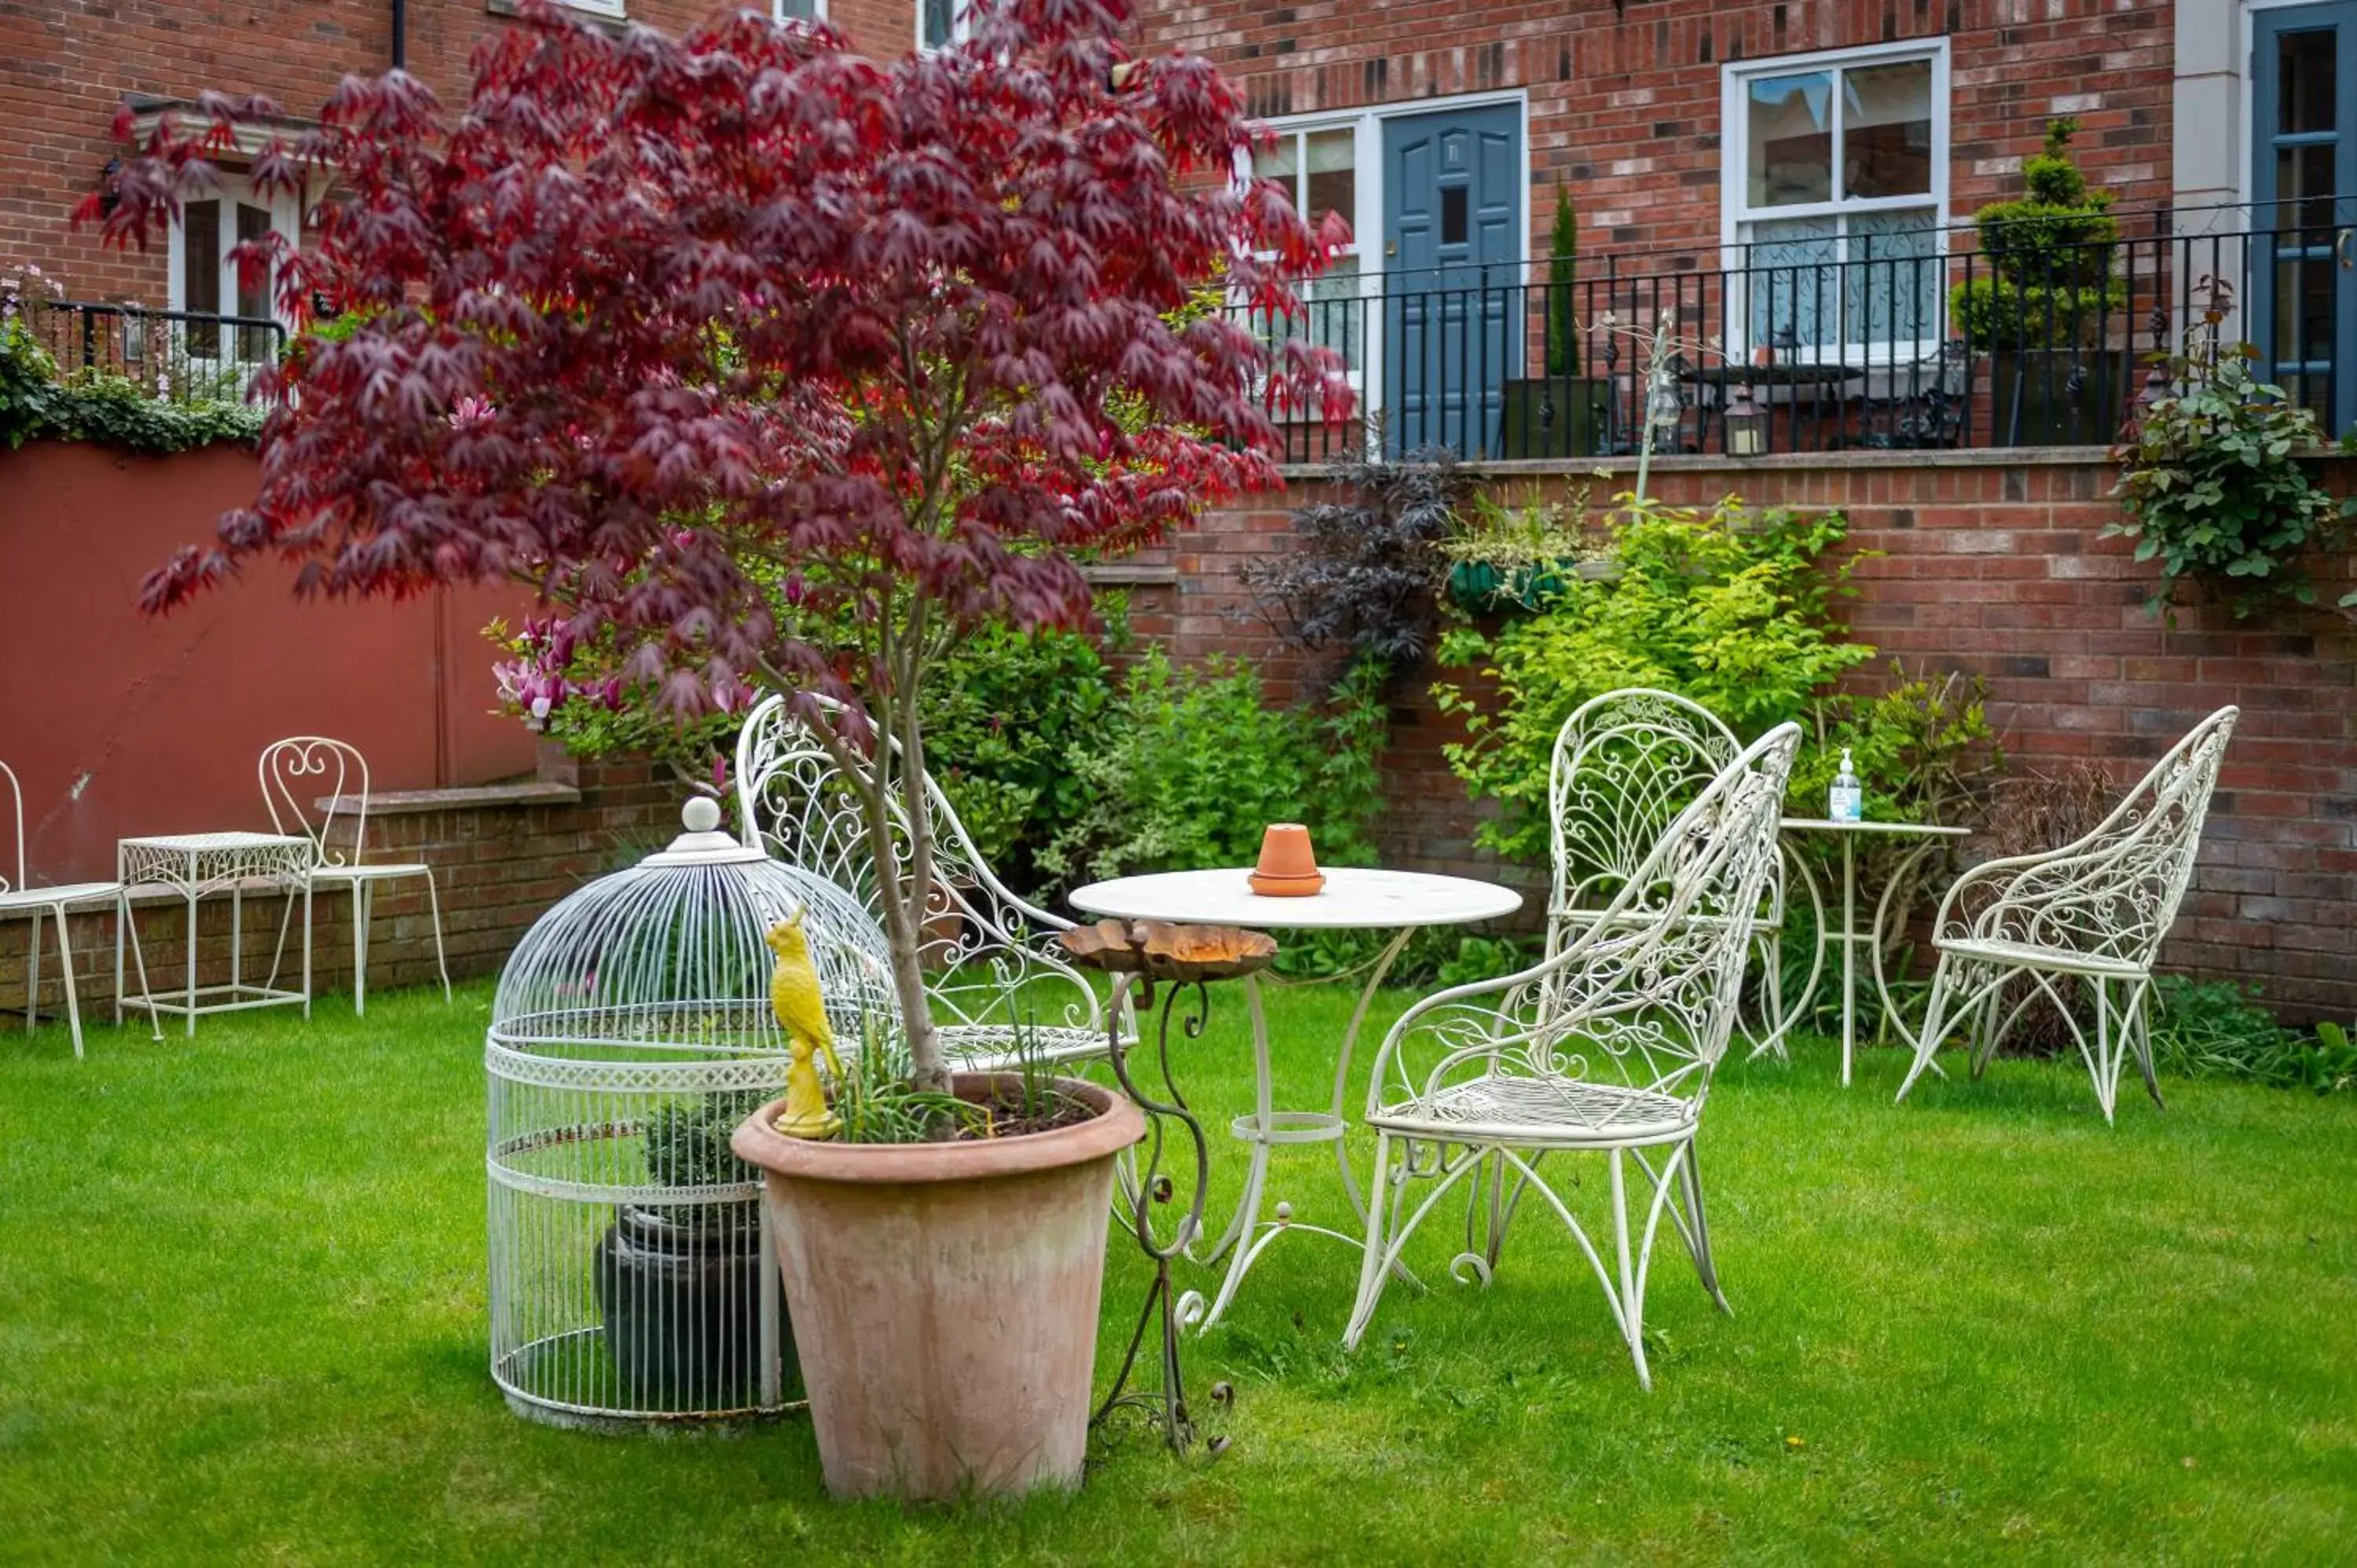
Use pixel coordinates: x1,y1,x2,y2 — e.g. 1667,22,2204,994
19,299,284,404
1241,202,2357,465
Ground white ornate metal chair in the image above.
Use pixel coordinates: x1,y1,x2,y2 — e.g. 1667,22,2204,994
1343,723,1800,1387
0,760,125,1058
259,737,451,1015
733,693,1117,1070
1547,689,1800,1057
1895,705,2237,1123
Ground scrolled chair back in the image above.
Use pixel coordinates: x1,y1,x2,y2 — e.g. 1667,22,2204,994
1547,688,1745,950
732,692,1099,1039
1941,705,2237,969
258,736,366,867
1373,723,1800,1128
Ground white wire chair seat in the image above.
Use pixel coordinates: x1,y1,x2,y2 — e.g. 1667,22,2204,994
1547,689,1796,1053
1370,1075,1696,1148
1343,724,1801,1388
1895,705,2238,1123
733,692,1120,1071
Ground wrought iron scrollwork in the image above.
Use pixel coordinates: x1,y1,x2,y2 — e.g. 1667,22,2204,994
1088,971,1228,1458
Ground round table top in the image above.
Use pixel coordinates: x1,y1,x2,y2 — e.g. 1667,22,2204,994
1780,816,1971,838
1070,866,1524,932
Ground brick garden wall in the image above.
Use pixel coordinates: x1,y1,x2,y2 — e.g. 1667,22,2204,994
0,751,676,1026
1139,450,2357,1022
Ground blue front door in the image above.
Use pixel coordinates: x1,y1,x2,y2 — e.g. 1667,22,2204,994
1383,104,1522,456
2253,2,2357,434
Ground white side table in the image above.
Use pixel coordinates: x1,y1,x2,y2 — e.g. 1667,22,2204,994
115,832,316,1038
1770,818,1970,1085
1070,866,1522,1332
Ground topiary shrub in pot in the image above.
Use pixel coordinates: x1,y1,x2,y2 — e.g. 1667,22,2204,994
1501,189,1611,457
94,0,1351,1500
1950,119,2129,445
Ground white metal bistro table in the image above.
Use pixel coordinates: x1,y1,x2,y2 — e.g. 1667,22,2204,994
1069,866,1522,1332
115,832,316,1037
1765,818,1970,1085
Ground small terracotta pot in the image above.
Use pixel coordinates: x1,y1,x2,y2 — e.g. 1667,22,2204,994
1250,822,1325,896
731,1075,1145,1500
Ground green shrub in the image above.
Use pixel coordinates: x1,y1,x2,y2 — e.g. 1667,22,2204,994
1,313,262,452
1949,119,2125,353
2108,313,2356,618
920,611,1126,890
2150,979,2356,1094
1040,648,1384,885
1434,495,1876,861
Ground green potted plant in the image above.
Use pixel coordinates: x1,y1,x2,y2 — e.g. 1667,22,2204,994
1501,189,1611,457
1441,489,1613,614
1951,118,2129,445
594,1092,783,1407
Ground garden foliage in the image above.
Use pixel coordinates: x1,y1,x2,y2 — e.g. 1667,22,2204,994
1241,445,1475,678
0,314,261,452
2150,979,2356,1095
1435,496,1883,861
2110,302,2357,617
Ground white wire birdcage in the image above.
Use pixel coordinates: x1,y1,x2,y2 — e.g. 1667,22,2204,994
486,796,899,1430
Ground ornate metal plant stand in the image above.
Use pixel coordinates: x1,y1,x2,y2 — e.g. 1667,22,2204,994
1061,920,1275,1458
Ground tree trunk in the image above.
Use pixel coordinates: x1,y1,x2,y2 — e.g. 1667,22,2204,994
882,889,948,1100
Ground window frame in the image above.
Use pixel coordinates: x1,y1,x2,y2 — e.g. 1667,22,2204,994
918,0,966,51
1718,38,1951,357
559,0,628,17
165,170,300,365
772,0,827,20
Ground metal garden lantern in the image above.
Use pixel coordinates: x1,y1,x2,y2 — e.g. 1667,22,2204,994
1723,381,1769,457
486,796,898,1430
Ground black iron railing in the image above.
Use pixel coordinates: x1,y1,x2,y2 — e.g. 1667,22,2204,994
1243,202,2357,464
19,299,284,403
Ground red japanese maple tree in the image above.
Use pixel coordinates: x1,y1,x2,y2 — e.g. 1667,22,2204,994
88,0,1351,1090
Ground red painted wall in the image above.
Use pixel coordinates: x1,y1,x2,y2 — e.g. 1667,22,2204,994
0,441,536,885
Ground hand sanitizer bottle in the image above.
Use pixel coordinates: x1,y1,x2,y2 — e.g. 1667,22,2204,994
1829,747,1863,823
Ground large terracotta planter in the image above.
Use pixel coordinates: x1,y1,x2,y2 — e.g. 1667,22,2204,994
731,1074,1144,1500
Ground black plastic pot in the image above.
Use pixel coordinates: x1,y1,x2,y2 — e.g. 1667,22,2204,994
1990,349,2128,446
1499,376,1611,457
593,1200,788,1407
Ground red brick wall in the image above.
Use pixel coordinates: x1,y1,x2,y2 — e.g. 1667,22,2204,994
1131,0,2175,269
0,0,929,308
1157,452,2357,1022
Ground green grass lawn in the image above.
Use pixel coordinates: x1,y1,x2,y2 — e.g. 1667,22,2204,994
2,978,2353,1565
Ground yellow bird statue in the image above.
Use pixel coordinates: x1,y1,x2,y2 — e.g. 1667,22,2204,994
767,910,843,1139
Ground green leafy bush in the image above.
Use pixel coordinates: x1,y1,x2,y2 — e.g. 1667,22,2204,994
2150,979,2356,1095
1,313,262,452
1040,648,1384,885
918,610,1126,890
2109,313,2356,617
1434,495,1877,860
